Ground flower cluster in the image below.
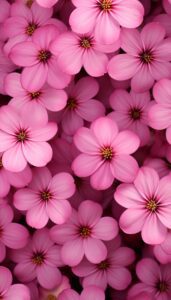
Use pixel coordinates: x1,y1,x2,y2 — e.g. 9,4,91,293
0,0,171,299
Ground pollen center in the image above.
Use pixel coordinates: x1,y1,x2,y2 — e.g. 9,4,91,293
26,0,34,7
32,252,45,265
80,38,92,49
146,199,158,212
0,159,3,169
26,23,37,36
100,146,113,161
30,91,41,100
38,50,52,63
47,295,56,300
41,190,52,202
157,281,168,292
79,226,91,238
100,0,113,11
66,98,77,110
129,108,142,120
140,50,153,64
16,129,28,142
98,259,110,270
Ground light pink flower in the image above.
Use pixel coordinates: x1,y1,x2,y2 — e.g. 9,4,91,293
39,276,70,300
0,105,57,172
51,31,109,77
14,167,75,228
60,77,105,136
11,228,63,290
5,72,68,119
50,200,118,266
0,266,30,300
58,286,105,300
0,42,15,95
115,167,171,244
0,203,29,262
154,231,171,264
69,0,144,44
3,2,53,54
149,78,171,144
128,258,171,300
109,89,151,146
144,157,171,178
72,117,140,190
108,22,171,92
10,25,71,91
72,236,135,290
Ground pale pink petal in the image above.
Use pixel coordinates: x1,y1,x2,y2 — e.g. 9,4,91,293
72,154,102,177
112,130,140,154
121,28,142,55
2,144,27,172
72,258,96,277
150,61,171,81
155,38,171,60
0,204,13,226
153,78,171,106
29,167,52,190
14,262,36,282
81,286,105,300
73,127,99,154
149,104,171,129
41,89,67,111
111,247,135,266
7,165,32,188
10,42,38,66
108,54,140,81
47,58,71,89
83,271,107,290
157,206,171,229
109,89,131,111
83,50,108,77
141,22,166,48
36,0,57,8
0,266,12,293
91,117,118,145
113,0,144,28
5,284,30,300
14,189,39,211
0,172,10,198
50,223,77,244
45,245,63,266
78,200,102,226
59,289,79,300
69,7,97,34
90,163,114,190
2,223,29,249
33,25,58,49
61,239,84,266
0,106,19,134
37,265,62,289
4,16,27,37
107,268,132,290
119,208,147,234
111,155,139,183
26,203,49,229
21,63,48,91
114,183,144,208
131,66,154,93
22,141,52,167
30,123,57,142
136,258,160,284
62,110,83,136
74,77,99,100
93,217,118,240
47,199,72,225
84,238,107,263
4,73,26,97
142,214,167,244
49,172,75,199
134,167,159,199
0,131,15,152
94,12,120,44
78,100,105,122
31,2,53,23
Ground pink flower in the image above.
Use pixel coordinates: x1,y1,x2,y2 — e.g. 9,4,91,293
36,0,58,7
109,89,151,146
0,105,57,172
115,167,171,244
72,117,140,190
14,167,75,228
10,25,71,91
108,22,171,92
149,78,171,144
60,77,105,136
128,258,171,300
0,203,29,262
0,266,30,300
69,0,144,44
0,42,15,95
5,72,68,119
11,228,63,290
58,286,105,300
51,31,109,77
154,231,171,264
3,2,53,55
50,200,118,266
39,276,70,300
72,236,135,290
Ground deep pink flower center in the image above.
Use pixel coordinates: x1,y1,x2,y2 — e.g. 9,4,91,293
38,50,52,63
32,252,45,265
79,226,91,238
156,280,169,292
98,0,113,11
40,190,52,201
100,146,114,161
146,198,158,212
97,259,110,270
47,295,56,300
140,50,154,64
66,98,78,110
25,23,37,36
29,91,41,100
129,107,142,120
16,129,28,142
80,37,93,49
